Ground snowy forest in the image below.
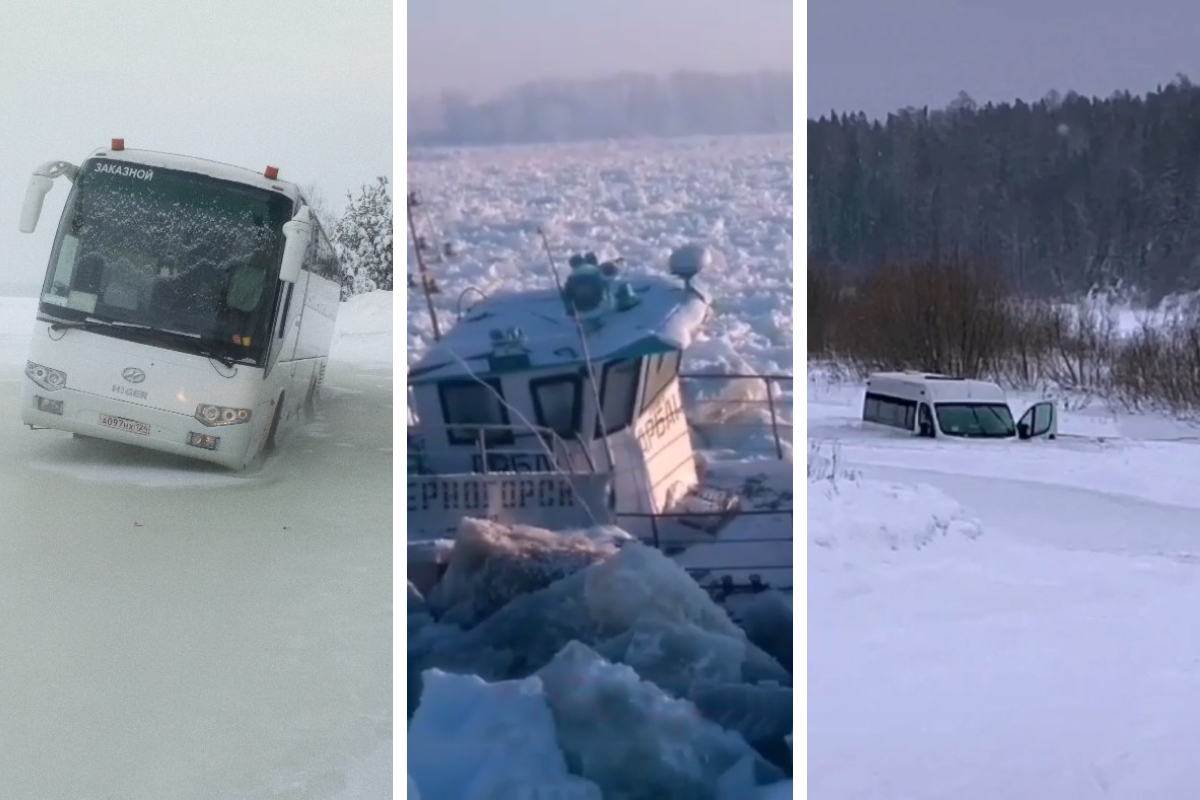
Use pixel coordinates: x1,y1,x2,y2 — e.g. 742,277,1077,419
409,71,792,146
808,76,1200,300
315,177,393,300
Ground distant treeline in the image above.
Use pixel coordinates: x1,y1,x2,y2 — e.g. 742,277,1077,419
809,77,1200,300
409,71,792,147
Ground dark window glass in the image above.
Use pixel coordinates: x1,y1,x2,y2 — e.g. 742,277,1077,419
532,375,581,438
935,403,1016,438
865,392,916,430
596,358,641,437
40,159,294,365
440,379,513,445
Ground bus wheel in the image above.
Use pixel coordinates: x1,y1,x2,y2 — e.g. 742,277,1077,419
266,394,284,453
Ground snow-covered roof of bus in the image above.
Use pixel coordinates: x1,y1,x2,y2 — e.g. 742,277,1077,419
83,147,303,201
867,372,1007,403
408,272,710,384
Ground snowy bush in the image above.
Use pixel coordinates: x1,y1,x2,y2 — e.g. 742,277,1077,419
806,441,858,484
333,176,393,299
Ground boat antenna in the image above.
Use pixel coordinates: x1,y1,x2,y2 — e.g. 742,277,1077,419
538,228,616,486
407,189,442,341
538,226,566,295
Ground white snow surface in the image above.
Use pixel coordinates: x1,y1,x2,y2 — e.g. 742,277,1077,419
810,368,1200,799
0,291,393,798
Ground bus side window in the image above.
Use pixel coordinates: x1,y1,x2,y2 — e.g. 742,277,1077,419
277,284,294,339
865,392,916,430
864,395,881,421
306,219,339,280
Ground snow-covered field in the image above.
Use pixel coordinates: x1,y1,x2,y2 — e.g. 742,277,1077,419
809,368,1200,799
405,136,795,798
0,291,393,799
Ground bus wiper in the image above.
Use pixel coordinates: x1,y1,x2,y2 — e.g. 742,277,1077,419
194,345,237,369
48,316,150,332
47,318,238,369
131,327,239,369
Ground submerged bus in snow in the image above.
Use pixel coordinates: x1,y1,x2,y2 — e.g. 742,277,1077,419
863,371,1058,441
16,139,342,469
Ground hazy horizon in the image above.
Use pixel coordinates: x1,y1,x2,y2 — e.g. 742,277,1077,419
809,0,1200,120
407,66,794,104
408,0,792,98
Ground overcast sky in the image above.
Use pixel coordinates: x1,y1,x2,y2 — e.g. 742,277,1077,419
809,0,1200,119
407,0,793,98
0,0,391,292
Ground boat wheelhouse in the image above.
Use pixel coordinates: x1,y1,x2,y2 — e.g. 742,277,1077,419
406,245,743,546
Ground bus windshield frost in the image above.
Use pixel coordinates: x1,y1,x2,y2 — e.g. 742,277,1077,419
40,159,294,366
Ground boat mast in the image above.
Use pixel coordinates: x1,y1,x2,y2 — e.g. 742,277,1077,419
406,189,442,341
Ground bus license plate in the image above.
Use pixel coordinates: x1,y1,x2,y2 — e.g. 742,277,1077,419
99,414,151,436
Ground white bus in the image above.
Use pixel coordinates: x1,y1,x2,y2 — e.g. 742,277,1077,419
863,371,1058,441
17,139,342,469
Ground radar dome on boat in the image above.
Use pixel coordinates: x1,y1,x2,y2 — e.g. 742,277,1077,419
668,244,724,283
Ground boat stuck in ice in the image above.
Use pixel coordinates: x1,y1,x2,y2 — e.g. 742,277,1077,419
406,243,793,594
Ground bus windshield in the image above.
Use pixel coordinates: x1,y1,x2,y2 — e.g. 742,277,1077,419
934,402,1016,438
39,159,295,365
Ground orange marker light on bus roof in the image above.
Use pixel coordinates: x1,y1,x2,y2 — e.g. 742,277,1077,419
264,166,279,180
111,138,125,151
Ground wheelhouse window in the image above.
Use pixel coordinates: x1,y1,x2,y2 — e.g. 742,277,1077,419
531,374,582,439
863,391,916,430
934,403,1015,438
640,350,681,413
596,358,642,437
439,378,513,445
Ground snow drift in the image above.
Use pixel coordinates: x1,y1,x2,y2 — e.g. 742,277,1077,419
807,443,984,566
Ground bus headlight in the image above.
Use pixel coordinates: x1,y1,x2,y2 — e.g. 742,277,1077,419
26,361,67,391
194,404,252,426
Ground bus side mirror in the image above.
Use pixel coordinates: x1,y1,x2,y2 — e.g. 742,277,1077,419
279,206,313,284
19,174,55,233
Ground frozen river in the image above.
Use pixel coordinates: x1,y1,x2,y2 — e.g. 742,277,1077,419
0,293,393,799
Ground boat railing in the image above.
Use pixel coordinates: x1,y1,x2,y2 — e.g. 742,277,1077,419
679,371,794,460
408,422,597,476
665,370,794,594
